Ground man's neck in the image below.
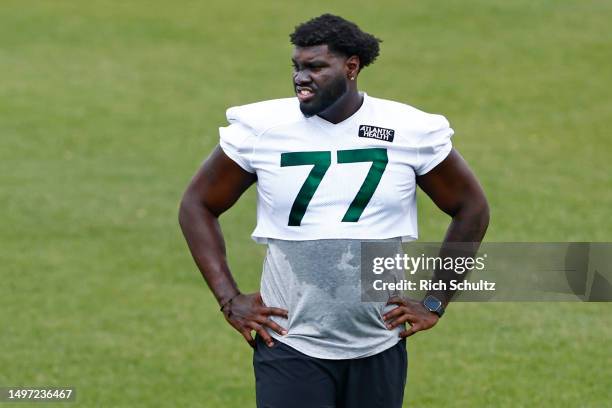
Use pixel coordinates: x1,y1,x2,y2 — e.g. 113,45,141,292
317,89,363,124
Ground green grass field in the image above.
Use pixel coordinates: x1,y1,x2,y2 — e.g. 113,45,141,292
1,1,611,406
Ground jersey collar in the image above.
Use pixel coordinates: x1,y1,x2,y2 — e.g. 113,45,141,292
308,92,369,129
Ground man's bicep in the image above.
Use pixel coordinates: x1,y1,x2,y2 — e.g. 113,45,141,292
183,145,257,216
416,148,486,217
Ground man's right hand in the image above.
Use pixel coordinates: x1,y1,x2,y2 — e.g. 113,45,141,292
222,292,288,348
179,150,289,348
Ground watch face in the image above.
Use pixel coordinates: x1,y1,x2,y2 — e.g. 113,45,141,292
424,296,442,311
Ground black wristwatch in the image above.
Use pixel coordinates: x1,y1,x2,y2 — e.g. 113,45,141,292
422,295,445,317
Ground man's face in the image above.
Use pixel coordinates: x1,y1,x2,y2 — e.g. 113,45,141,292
291,45,349,117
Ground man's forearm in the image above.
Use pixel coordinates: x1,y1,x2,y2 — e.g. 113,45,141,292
427,202,490,306
178,196,240,307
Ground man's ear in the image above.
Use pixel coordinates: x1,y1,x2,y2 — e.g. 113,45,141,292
346,55,361,79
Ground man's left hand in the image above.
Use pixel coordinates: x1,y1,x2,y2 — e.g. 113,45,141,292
383,296,439,338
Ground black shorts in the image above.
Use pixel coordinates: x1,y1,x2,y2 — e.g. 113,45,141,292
253,335,407,408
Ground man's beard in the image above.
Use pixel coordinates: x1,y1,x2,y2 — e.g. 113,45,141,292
298,76,347,117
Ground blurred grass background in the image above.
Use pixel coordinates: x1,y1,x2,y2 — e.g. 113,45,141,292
1,0,611,406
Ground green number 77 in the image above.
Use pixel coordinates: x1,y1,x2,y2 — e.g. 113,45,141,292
280,148,388,226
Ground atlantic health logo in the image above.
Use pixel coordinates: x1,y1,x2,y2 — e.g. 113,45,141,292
358,125,395,142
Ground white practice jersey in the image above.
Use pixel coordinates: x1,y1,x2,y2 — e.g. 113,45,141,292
218,93,454,358
219,93,453,244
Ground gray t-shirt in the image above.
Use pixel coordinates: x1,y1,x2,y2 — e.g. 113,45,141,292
261,238,404,359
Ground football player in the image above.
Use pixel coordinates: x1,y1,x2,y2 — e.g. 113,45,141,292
179,13,489,408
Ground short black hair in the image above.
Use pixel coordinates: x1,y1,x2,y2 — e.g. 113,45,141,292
289,14,382,70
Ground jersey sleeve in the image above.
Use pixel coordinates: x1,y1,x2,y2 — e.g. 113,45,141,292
415,114,454,175
218,111,256,173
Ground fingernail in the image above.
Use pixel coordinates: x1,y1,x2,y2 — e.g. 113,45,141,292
267,342,274,347
386,324,392,329
281,330,288,336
